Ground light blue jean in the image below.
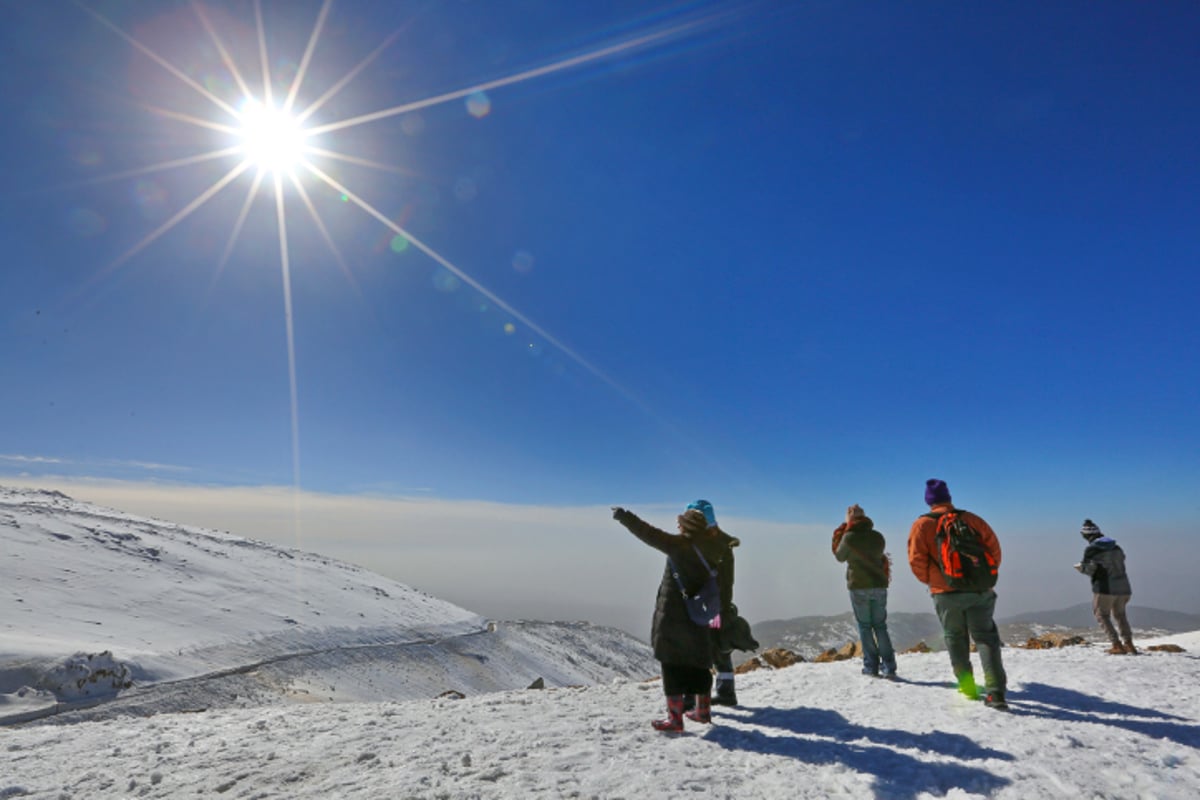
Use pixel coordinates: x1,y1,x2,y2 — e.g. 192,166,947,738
850,588,896,674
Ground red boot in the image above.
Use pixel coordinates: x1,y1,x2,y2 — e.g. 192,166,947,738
652,695,685,733
685,693,712,724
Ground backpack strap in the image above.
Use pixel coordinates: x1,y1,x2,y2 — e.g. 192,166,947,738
691,544,717,576
925,508,967,516
667,545,717,597
924,508,968,523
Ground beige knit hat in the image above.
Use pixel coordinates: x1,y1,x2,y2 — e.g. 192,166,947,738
847,504,865,521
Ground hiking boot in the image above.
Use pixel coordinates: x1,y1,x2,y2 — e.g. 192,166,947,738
684,694,712,724
1123,640,1138,655
1106,644,1127,655
956,672,980,700
712,680,738,707
984,691,1009,711
652,695,685,733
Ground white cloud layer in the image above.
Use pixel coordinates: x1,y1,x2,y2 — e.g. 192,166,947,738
2,475,1195,638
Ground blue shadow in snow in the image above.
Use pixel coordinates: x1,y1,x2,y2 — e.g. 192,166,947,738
1013,683,1200,748
708,705,1011,800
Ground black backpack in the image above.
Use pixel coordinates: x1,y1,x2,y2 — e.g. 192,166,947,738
924,510,998,591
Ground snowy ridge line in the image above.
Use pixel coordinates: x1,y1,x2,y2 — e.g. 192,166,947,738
152,626,494,689
5,620,658,727
1,625,494,727
7,490,326,561
151,617,490,673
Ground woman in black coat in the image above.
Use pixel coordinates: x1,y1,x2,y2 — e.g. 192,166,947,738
612,504,734,732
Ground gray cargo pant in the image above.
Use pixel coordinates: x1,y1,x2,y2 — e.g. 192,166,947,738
933,590,1007,695
1093,593,1133,646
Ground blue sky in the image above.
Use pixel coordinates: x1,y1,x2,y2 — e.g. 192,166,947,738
1,1,1197,632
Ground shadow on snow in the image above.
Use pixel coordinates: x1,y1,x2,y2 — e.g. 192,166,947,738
1012,682,1200,748
708,705,1012,800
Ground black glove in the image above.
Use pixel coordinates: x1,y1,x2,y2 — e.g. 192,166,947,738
611,506,627,521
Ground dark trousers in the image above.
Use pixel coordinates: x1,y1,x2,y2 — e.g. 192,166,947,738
933,590,1007,694
713,647,734,683
661,662,713,696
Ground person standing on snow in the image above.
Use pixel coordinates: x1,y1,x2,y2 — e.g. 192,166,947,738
611,503,732,732
833,503,897,679
1075,519,1137,655
908,479,1009,710
683,500,751,707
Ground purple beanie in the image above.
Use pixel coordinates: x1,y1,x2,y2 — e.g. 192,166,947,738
925,479,951,506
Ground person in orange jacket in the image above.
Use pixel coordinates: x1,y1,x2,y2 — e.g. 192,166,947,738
908,478,1008,710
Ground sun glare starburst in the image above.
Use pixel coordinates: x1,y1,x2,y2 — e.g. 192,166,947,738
74,0,718,497
236,100,310,175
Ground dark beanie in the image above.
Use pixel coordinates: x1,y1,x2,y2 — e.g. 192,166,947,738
1081,519,1102,540
925,479,951,506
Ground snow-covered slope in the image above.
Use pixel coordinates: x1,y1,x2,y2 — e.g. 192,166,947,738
0,486,655,723
5,632,1199,798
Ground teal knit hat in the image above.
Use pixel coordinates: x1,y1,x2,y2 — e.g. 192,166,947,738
686,499,717,528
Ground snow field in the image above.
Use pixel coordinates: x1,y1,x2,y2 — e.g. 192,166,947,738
4,636,1198,799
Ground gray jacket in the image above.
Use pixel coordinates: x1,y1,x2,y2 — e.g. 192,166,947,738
1080,537,1132,596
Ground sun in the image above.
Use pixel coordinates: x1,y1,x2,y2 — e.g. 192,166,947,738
236,99,309,175
75,0,706,493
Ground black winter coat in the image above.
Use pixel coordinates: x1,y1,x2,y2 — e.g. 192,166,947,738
1080,537,1132,595
835,517,889,590
615,509,737,668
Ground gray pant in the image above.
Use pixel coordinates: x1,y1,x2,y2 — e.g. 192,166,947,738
1093,593,1133,646
933,590,1006,694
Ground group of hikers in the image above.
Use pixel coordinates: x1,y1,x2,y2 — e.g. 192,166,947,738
612,478,1136,732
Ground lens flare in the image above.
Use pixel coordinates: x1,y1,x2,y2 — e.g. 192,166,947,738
465,91,491,118
236,100,309,174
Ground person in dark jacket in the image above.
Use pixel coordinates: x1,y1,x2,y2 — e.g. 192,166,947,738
683,500,750,707
612,503,735,733
834,503,896,678
1075,519,1136,654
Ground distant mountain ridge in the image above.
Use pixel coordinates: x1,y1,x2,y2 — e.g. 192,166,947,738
999,603,1200,632
750,604,1200,659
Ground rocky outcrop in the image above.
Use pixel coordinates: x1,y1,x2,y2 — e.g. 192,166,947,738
813,642,861,663
1021,633,1088,649
37,651,133,702
735,647,805,673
